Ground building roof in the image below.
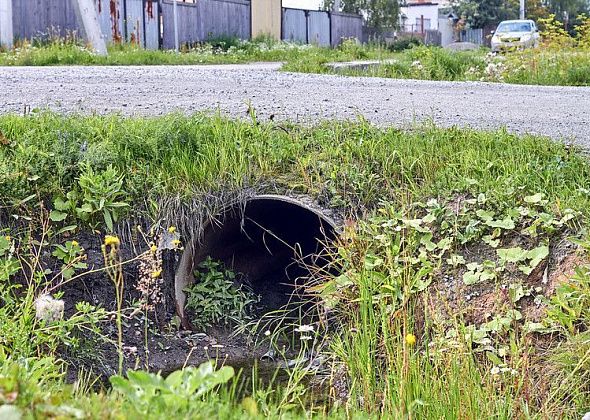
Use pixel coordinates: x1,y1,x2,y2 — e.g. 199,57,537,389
404,0,439,6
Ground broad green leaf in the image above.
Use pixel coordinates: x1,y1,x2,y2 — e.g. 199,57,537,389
528,245,549,269
486,217,515,230
524,193,544,204
54,196,70,211
49,210,67,222
463,271,481,285
497,247,527,263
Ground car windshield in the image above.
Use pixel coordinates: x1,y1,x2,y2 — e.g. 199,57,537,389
496,22,532,33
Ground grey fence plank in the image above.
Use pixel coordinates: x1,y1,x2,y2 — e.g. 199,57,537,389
282,8,306,43
143,0,158,49
330,12,362,46
307,10,329,46
123,0,158,48
460,28,484,45
161,0,249,49
93,0,124,42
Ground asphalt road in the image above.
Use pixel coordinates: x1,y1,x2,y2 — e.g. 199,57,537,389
1,63,589,146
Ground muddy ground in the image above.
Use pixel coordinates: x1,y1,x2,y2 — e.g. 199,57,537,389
60,232,277,382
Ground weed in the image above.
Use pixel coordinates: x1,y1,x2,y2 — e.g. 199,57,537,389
184,257,260,329
110,361,234,418
51,163,129,232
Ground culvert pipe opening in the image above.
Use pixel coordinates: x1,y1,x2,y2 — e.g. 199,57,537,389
175,196,338,328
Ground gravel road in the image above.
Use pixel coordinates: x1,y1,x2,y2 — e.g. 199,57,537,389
1,63,589,145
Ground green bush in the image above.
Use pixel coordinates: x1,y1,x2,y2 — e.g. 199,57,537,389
388,36,424,52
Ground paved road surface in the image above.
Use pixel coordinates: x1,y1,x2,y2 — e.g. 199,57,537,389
1,63,589,146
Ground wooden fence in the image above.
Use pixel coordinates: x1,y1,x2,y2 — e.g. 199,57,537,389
7,0,363,50
11,0,158,47
161,0,250,49
281,9,362,47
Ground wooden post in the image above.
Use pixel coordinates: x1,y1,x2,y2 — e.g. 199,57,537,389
0,0,13,49
72,0,107,56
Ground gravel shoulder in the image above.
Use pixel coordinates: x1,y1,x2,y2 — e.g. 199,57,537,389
1,63,589,146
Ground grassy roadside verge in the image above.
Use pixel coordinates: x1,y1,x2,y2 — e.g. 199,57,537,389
2,37,590,86
2,113,590,418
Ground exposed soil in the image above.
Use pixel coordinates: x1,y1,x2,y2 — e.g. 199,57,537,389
424,233,581,330
59,232,273,382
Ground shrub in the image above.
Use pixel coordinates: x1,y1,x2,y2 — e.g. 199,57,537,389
388,36,423,52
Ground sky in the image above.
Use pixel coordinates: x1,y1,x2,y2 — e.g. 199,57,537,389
282,0,323,10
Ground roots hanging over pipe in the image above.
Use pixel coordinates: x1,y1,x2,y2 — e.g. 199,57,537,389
174,195,338,329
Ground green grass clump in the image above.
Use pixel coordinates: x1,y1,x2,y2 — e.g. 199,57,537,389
1,112,589,219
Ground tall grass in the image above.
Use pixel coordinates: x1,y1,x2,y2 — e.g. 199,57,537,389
2,113,589,218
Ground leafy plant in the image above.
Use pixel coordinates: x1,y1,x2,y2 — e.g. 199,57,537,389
52,240,87,280
110,361,234,418
547,257,590,334
184,257,260,329
51,163,129,232
0,235,20,282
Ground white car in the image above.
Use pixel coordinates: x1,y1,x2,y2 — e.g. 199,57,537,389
491,20,540,52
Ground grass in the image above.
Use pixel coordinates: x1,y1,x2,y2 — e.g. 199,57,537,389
2,112,590,214
2,113,590,418
2,35,590,86
0,36,393,67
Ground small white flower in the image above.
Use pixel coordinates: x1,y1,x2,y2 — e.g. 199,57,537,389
300,335,313,341
264,330,271,336
491,366,501,375
295,324,314,333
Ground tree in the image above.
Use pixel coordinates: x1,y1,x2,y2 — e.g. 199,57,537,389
324,0,400,29
451,0,518,28
452,0,588,29
546,0,589,17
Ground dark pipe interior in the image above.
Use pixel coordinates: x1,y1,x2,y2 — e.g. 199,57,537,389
192,198,337,311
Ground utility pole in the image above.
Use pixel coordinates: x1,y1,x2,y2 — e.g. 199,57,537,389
72,0,107,55
520,0,525,19
0,0,13,49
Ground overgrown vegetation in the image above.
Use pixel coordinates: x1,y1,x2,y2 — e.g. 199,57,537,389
2,112,590,417
3,20,590,86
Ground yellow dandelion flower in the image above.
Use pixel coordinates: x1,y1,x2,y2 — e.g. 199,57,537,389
71,240,79,247
151,269,162,278
172,239,181,247
168,226,176,234
150,244,158,253
405,333,417,346
104,235,120,247
5,235,11,241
